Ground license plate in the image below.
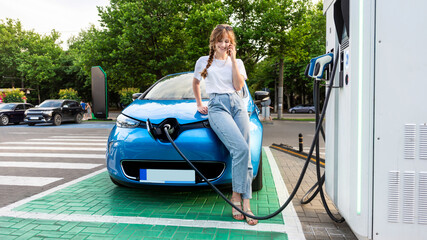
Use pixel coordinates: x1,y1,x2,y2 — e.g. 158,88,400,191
30,117,39,120
139,169,195,183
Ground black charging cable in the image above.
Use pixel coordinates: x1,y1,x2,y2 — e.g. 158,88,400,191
164,50,342,221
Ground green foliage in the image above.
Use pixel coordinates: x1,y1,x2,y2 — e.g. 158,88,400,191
118,87,140,107
58,88,80,101
3,89,26,103
1,0,327,107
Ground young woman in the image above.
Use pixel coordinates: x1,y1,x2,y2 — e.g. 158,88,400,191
192,24,258,225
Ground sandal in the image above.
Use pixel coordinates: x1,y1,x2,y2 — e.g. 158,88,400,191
232,201,244,220
244,209,258,225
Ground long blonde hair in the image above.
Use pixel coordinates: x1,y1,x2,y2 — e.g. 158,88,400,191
200,24,236,79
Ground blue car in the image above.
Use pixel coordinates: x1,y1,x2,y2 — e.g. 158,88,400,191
106,72,264,191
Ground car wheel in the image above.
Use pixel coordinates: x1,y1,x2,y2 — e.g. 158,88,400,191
291,110,296,114
53,114,62,126
252,155,263,191
75,113,83,123
308,110,314,114
0,115,9,126
28,123,35,126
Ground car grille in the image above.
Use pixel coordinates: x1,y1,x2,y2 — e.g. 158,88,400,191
121,160,226,183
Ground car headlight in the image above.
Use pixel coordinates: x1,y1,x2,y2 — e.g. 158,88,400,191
116,114,140,128
42,110,53,116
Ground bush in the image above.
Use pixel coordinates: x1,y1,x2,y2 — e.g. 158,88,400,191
3,89,26,103
58,88,80,101
118,88,140,107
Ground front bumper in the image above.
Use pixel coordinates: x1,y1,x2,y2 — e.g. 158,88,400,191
106,125,232,186
24,114,53,123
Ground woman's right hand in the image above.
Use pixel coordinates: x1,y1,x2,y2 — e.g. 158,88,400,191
197,105,208,115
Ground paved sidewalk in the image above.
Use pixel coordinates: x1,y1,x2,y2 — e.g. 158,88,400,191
270,147,357,240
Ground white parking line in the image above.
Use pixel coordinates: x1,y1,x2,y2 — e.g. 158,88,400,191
0,176,62,186
28,139,107,142
0,146,106,151
50,136,107,139
0,161,102,169
0,142,106,146
0,153,104,159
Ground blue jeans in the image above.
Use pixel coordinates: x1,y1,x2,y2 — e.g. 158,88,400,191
208,93,253,199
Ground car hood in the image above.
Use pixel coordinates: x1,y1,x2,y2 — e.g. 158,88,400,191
122,100,209,125
27,107,61,111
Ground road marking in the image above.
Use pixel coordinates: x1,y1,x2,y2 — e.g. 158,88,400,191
0,153,104,159
28,139,107,142
0,176,62,186
0,161,102,169
0,142,106,146
50,136,107,139
264,146,305,239
0,146,106,151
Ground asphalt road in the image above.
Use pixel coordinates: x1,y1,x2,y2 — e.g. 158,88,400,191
0,117,323,208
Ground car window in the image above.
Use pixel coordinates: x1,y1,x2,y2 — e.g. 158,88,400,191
68,101,78,108
24,104,33,109
15,104,25,110
144,73,208,100
39,101,62,108
0,104,16,110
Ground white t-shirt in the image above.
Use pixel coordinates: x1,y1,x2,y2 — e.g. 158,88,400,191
193,56,247,94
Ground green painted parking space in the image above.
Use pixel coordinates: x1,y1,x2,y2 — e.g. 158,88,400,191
13,150,282,224
0,148,302,239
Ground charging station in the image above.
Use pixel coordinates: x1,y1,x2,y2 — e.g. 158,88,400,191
323,0,427,239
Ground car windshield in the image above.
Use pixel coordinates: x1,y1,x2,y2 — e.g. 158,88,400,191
0,104,16,110
143,73,208,100
39,101,62,108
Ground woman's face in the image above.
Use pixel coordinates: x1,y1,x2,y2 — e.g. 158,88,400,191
215,34,231,55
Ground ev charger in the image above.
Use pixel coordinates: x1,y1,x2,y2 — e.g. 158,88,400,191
323,0,427,239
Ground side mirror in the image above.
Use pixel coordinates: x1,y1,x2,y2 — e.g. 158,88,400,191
132,93,142,100
254,91,270,101
35,105,39,107
63,105,69,108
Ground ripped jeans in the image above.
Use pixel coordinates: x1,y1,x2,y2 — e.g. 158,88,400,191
208,92,253,199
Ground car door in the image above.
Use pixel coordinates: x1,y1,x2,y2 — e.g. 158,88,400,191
61,101,73,120
13,104,26,123
68,101,80,119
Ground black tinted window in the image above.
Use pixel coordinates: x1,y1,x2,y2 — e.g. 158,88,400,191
144,73,208,100
68,101,79,107
15,104,24,110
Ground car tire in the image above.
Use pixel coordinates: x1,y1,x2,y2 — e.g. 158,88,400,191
53,114,62,126
308,110,314,114
0,115,9,126
252,155,263,191
75,113,83,123
28,123,35,126
291,110,296,114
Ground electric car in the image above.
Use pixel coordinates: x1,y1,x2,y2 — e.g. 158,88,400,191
107,72,264,190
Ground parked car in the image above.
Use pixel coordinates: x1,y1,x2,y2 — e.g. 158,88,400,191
24,99,84,126
288,104,315,113
107,72,264,190
0,103,34,126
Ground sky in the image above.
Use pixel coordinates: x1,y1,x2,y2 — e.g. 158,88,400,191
0,0,110,49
